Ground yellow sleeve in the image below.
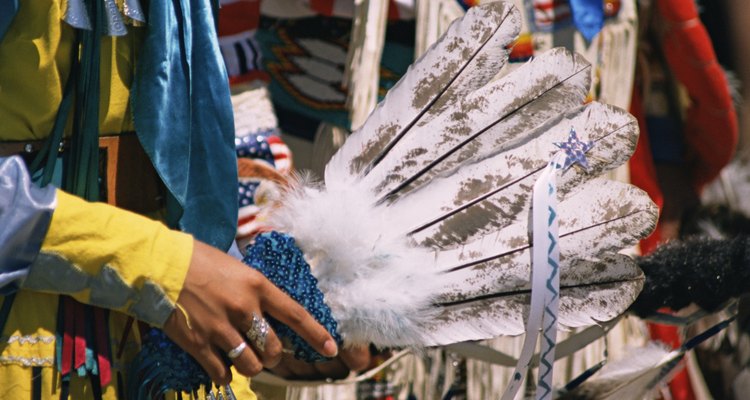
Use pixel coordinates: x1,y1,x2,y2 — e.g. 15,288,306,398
22,190,193,327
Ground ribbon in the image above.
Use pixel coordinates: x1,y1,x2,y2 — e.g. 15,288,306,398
63,0,93,30
132,0,238,251
63,0,134,36
569,0,604,41
124,0,146,23
103,0,128,36
501,128,593,400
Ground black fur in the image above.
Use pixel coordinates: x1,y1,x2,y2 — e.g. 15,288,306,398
630,236,750,317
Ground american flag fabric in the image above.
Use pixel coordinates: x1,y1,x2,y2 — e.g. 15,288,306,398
236,133,292,248
236,133,293,174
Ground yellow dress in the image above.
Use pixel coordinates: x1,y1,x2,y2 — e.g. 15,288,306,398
0,1,254,398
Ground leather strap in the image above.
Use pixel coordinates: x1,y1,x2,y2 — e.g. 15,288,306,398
1,134,163,212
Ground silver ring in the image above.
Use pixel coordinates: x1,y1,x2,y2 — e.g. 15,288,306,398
227,341,247,359
246,313,270,352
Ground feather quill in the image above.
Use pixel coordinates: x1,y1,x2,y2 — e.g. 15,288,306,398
326,2,521,188
391,102,639,248
419,254,645,345
361,48,592,202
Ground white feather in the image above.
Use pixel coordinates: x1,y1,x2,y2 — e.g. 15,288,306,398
326,2,521,189
390,102,639,248
266,178,447,347
564,342,681,400
360,48,591,201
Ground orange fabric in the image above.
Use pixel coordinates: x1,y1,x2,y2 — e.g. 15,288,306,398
630,5,739,395
631,91,697,400
228,70,269,86
630,87,697,400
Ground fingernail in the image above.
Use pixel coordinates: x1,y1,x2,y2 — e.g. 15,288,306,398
323,339,338,357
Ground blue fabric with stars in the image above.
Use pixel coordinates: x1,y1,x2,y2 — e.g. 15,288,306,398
238,181,261,208
243,231,343,362
236,133,276,167
553,127,594,170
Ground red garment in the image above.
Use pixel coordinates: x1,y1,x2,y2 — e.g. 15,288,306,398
655,0,738,190
628,1,737,398
631,89,694,399
629,89,663,254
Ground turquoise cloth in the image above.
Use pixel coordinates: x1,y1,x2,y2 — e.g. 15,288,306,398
0,0,18,41
132,0,238,250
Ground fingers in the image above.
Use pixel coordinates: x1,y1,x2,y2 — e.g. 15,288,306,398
194,346,233,385
259,279,339,358
339,346,372,372
308,359,351,380
269,352,355,381
175,239,340,384
272,353,320,379
270,353,348,380
217,328,264,378
239,313,283,368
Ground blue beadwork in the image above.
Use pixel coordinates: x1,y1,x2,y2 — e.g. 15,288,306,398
128,232,339,397
243,232,343,362
128,329,210,398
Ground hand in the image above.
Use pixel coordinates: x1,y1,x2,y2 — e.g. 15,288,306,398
162,240,339,385
269,345,373,381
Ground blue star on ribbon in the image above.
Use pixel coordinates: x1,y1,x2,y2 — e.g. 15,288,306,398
554,128,594,170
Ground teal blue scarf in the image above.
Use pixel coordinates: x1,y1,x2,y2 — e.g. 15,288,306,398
0,0,17,40
0,0,237,250
132,0,238,250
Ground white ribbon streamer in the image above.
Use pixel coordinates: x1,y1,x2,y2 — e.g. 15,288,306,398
502,127,593,399
501,152,565,400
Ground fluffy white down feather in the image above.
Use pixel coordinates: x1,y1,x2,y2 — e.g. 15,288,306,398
266,177,448,347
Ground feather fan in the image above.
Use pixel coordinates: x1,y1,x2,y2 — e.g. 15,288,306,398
264,2,657,350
